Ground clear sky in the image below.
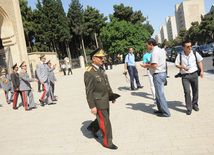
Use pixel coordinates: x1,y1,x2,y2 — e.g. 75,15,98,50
28,0,213,38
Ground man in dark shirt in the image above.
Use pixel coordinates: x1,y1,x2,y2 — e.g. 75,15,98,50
10,63,23,110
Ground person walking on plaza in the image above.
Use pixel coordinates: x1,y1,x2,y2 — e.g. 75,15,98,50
19,61,38,111
108,56,113,70
36,55,56,106
67,62,73,75
142,38,171,117
61,63,66,76
0,69,14,104
124,47,143,90
35,69,42,92
84,48,118,150
47,60,57,101
175,41,203,115
10,63,23,110
141,50,156,100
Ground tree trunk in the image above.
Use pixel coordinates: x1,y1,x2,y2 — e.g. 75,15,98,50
94,31,99,48
27,34,32,52
65,41,72,63
81,34,88,65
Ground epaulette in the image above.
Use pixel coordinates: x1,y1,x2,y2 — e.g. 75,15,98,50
86,66,93,72
21,71,24,73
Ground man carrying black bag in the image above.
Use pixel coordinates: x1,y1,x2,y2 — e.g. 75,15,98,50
175,41,204,115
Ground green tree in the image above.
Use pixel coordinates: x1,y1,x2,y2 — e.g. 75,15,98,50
111,3,146,25
19,0,34,52
199,15,214,44
67,0,87,62
100,19,150,58
83,6,108,48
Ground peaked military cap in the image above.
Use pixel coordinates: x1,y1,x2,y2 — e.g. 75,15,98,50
46,60,51,64
40,54,46,59
19,61,27,67
12,63,18,70
1,69,6,73
89,48,106,59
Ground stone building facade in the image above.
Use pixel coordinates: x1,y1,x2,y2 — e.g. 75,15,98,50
0,0,31,75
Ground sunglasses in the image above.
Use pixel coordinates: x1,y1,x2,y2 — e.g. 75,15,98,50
185,45,192,48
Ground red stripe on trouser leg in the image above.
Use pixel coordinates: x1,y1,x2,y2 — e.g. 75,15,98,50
41,84,46,101
50,93,53,101
4,90,8,103
13,91,17,108
98,110,108,148
22,91,28,110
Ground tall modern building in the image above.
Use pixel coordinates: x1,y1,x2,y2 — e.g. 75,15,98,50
160,25,168,42
155,34,161,44
175,0,205,33
166,16,178,41
205,5,214,16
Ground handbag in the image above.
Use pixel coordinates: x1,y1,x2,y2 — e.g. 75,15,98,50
193,51,201,76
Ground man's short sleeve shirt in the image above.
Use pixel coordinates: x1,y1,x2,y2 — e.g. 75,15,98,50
125,53,135,66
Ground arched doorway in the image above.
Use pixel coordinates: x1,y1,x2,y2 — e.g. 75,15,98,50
0,6,15,74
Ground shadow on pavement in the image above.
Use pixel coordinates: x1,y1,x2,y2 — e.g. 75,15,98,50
205,69,214,74
167,101,186,113
81,120,103,146
126,103,156,115
118,86,130,91
131,92,154,100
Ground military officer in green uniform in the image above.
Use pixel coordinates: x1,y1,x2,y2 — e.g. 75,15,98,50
84,48,118,150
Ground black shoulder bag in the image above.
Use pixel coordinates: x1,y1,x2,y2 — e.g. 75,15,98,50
193,51,201,76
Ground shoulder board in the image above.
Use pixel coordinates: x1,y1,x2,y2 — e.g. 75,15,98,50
0,78,1,81
86,66,93,72
21,71,24,73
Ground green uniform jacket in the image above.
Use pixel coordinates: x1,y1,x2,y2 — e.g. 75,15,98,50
84,65,113,110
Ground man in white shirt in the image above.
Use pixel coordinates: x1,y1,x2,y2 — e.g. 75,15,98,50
61,63,66,76
175,41,203,115
67,63,73,75
142,38,171,117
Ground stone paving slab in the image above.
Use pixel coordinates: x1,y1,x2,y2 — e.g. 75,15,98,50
0,61,214,154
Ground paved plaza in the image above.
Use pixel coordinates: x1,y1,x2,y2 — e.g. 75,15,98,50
0,61,214,154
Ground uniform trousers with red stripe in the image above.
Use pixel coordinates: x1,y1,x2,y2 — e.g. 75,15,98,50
21,90,36,110
13,90,23,108
40,82,52,104
91,108,113,147
4,89,14,104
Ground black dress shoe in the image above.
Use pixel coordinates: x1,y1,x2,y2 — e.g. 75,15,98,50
39,99,45,106
30,107,37,110
87,126,98,138
193,106,199,111
137,86,143,89
157,114,169,117
25,108,32,111
154,110,162,114
53,99,58,101
131,88,138,91
13,107,18,110
108,144,118,150
186,110,192,115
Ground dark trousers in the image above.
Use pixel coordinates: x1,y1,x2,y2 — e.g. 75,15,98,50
88,108,113,147
182,72,199,111
68,68,72,75
38,81,41,91
62,69,66,75
104,63,108,70
128,66,141,89
13,91,23,108
109,63,113,69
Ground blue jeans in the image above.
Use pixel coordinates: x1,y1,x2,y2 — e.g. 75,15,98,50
128,66,141,89
153,72,171,116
